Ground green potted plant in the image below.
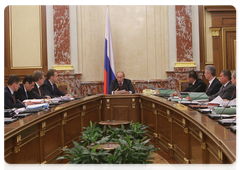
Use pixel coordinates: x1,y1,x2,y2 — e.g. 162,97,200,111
57,121,159,164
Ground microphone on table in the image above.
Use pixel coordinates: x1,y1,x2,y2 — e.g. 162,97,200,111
65,88,75,98
17,99,27,108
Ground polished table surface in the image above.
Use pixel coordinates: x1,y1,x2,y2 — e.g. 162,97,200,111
0,94,240,169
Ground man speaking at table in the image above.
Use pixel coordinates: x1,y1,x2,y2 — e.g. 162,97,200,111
108,71,135,94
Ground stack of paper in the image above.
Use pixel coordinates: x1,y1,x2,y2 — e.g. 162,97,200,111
26,103,49,109
23,99,44,104
209,96,236,106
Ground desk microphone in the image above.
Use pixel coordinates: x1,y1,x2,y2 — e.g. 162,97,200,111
188,92,209,110
65,88,75,98
191,84,203,92
17,99,26,108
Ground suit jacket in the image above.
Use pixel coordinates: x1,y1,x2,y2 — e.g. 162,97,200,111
183,78,207,92
209,81,235,101
206,78,222,96
231,87,240,103
108,78,135,94
4,86,24,109
42,79,65,98
15,84,34,102
31,83,48,99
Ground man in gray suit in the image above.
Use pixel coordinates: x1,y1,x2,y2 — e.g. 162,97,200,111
209,70,235,101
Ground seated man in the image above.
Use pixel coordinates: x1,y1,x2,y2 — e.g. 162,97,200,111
209,70,235,101
108,71,135,94
171,70,207,96
32,70,51,99
230,70,240,103
4,74,32,109
42,69,71,98
204,65,222,96
15,75,35,102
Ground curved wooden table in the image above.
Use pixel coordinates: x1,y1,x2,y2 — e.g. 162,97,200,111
4,94,236,164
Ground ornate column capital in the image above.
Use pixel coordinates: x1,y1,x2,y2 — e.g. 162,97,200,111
210,27,221,36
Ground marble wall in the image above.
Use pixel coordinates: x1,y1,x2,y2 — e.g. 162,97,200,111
77,5,169,81
48,5,199,95
53,5,71,65
176,5,193,62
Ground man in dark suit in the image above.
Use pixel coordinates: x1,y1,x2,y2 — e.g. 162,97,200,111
209,70,235,101
15,75,35,102
204,65,222,96
171,70,207,96
32,70,51,99
42,69,71,98
230,70,240,103
4,75,32,109
108,71,135,94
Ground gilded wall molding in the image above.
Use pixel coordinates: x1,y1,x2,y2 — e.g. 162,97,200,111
210,27,221,36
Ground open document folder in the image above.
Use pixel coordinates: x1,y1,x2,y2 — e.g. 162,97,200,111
209,96,236,106
170,92,208,102
159,89,175,97
212,106,236,115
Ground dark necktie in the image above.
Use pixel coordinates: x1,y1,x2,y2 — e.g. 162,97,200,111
220,86,224,92
52,84,54,91
119,83,122,90
39,87,42,96
25,91,28,99
12,93,16,104
206,83,210,92
233,88,236,96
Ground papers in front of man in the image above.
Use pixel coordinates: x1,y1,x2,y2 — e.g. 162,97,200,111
117,90,126,94
229,125,236,133
49,96,74,103
209,96,236,106
218,118,236,125
14,103,49,114
27,103,49,109
4,109,16,117
208,114,236,119
23,99,44,104
4,117,18,124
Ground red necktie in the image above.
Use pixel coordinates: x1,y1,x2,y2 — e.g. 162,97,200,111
12,93,16,104
206,83,210,92
39,87,41,96
119,83,122,90
233,88,236,96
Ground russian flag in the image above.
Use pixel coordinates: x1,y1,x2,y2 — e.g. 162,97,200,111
104,7,115,94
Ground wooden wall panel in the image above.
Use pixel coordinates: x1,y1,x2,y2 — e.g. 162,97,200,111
4,138,14,163
189,133,203,164
17,136,40,163
4,5,48,86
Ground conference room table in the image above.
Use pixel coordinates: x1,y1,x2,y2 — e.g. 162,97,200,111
4,94,236,164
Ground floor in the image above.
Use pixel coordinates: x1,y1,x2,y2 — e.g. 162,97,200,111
55,147,183,170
